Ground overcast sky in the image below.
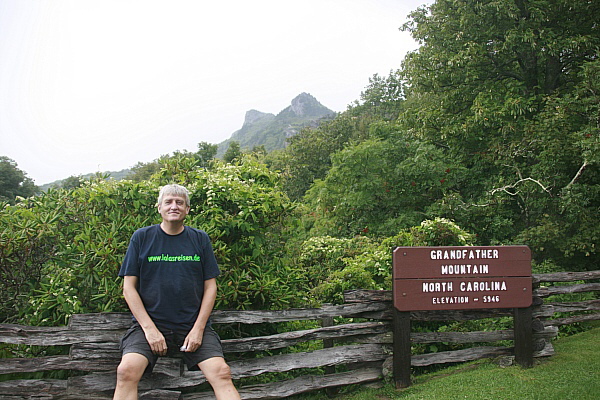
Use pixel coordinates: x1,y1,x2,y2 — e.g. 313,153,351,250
0,0,428,185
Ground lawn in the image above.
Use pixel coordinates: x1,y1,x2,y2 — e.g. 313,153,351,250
294,324,600,399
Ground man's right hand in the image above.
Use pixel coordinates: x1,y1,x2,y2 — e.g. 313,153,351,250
122,276,167,356
144,327,167,356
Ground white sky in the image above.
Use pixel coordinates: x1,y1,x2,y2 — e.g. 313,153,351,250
0,0,427,185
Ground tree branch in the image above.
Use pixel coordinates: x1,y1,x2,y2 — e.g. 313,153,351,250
565,161,589,190
489,177,552,197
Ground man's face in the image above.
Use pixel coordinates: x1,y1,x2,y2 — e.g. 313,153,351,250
158,194,190,223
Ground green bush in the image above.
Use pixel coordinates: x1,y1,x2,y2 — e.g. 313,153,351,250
19,179,157,325
0,202,59,322
1,156,300,326
300,217,475,304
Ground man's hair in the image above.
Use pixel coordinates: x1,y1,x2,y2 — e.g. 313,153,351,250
157,184,190,207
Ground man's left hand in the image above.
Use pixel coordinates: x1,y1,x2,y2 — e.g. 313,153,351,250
182,327,204,352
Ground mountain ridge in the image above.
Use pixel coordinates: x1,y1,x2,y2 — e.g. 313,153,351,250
216,92,335,157
41,93,335,188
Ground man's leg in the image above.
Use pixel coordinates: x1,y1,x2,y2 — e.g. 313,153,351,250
113,352,148,400
198,357,240,400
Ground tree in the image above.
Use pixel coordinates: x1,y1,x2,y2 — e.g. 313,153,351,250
354,71,405,121
268,72,408,202
223,141,241,164
512,59,600,271
400,0,600,156
304,136,464,237
127,157,166,182
0,157,38,203
196,141,218,167
251,145,267,157
398,0,600,269
60,175,83,189
127,144,217,182
268,114,372,200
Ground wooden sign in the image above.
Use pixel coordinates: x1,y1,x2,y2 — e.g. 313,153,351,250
393,246,532,311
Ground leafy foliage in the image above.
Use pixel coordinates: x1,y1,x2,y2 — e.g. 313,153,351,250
22,179,157,325
298,218,474,304
269,0,600,305
269,76,405,201
0,156,298,325
304,136,466,237
266,117,355,201
223,141,242,164
127,143,217,182
0,202,58,322
0,157,38,203
399,13,600,269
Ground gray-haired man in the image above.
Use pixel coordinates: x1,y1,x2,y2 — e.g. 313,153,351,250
114,184,240,400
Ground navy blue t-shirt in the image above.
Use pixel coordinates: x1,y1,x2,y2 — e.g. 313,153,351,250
118,224,220,332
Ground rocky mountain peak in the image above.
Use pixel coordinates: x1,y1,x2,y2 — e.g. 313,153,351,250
243,109,274,127
288,92,332,118
216,93,335,158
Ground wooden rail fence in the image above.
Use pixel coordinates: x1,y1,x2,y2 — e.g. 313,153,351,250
0,270,599,399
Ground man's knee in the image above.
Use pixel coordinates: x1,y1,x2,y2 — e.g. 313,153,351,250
210,362,233,382
116,354,147,384
216,362,233,381
201,358,233,383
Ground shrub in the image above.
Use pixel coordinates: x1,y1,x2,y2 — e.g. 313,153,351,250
301,217,475,304
1,156,299,326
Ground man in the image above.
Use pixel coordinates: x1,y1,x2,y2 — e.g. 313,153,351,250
113,184,240,400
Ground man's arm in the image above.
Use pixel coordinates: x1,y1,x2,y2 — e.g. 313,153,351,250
182,278,217,352
123,275,168,356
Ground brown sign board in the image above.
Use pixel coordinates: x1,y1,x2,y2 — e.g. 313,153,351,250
393,246,532,311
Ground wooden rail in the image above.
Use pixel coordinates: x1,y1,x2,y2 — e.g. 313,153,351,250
0,270,598,399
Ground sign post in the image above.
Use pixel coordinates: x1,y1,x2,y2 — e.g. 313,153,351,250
392,246,533,387
392,309,411,388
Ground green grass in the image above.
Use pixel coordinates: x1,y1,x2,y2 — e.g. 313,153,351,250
293,324,600,399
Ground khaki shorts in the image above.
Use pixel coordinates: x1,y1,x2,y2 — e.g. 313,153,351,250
119,323,225,372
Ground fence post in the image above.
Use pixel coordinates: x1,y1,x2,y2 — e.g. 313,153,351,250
322,305,340,397
393,308,412,388
514,306,534,368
